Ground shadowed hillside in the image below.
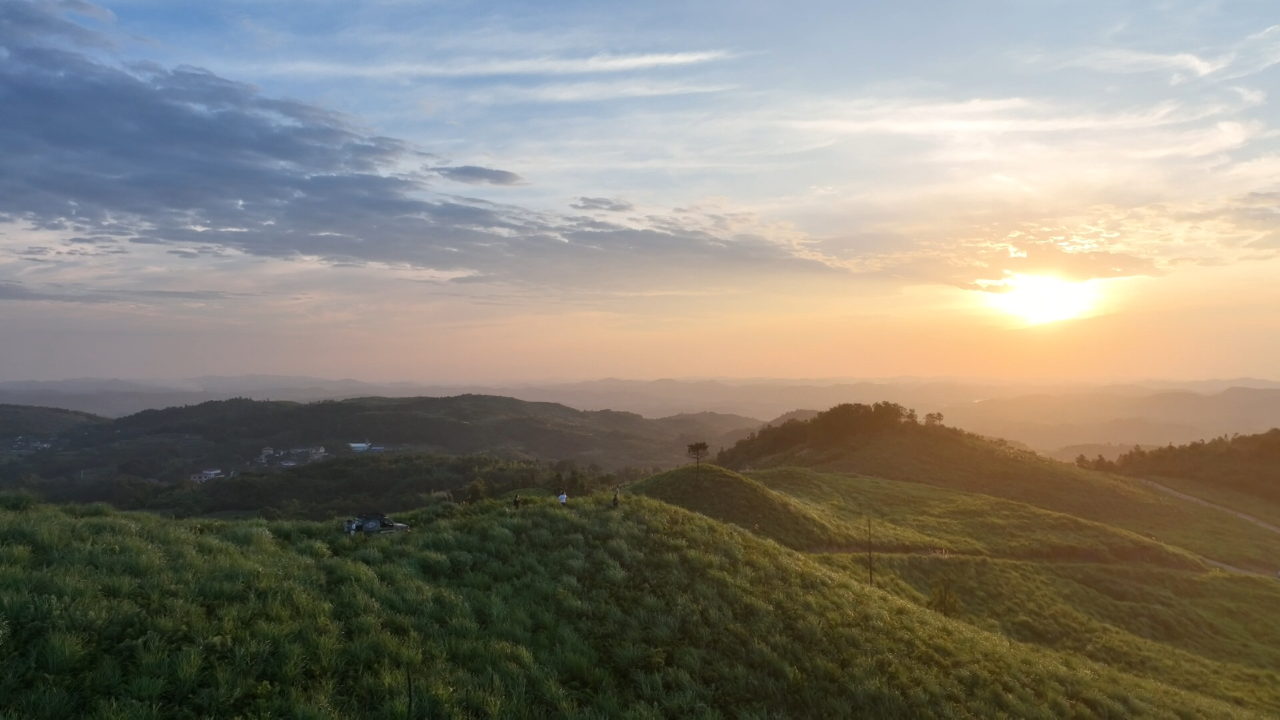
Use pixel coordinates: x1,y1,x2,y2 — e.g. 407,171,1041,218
629,464,860,550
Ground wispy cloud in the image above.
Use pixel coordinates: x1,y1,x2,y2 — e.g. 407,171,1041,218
233,51,731,79
1066,24,1280,80
785,98,1208,137
1222,25,1280,78
1067,49,1230,77
464,80,735,104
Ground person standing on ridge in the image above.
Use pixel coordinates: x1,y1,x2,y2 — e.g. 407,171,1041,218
612,486,620,508
512,494,521,509
559,491,568,507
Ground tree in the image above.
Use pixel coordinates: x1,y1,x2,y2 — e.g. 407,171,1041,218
686,442,709,481
924,412,944,427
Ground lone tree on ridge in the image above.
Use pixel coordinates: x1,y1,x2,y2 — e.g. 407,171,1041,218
686,442,709,481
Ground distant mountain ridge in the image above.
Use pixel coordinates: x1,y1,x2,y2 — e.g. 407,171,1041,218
3,375,1280,452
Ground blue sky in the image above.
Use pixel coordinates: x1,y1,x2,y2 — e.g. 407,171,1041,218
1,0,1279,381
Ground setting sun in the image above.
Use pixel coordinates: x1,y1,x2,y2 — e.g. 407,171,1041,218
987,275,1098,325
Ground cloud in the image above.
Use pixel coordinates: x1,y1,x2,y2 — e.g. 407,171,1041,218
225,51,730,79
855,236,1161,291
0,0,113,49
571,197,634,212
1066,25,1280,81
1067,49,1230,77
434,166,523,186
0,6,826,292
786,97,1204,138
464,80,734,104
0,280,110,303
0,279,246,304
1222,25,1280,78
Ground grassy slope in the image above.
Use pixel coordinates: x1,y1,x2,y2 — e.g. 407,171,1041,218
750,467,1205,570
629,464,861,550
735,468,1280,713
737,431,1280,573
635,465,1280,715
0,499,1259,719
1138,474,1280,530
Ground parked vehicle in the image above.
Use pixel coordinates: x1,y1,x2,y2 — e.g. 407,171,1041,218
343,513,409,536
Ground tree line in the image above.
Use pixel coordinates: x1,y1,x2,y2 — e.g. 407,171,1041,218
1076,428,1280,504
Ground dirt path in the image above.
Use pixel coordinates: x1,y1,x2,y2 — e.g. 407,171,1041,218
1137,478,1280,537
1200,559,1269,577
1131,478,1278,578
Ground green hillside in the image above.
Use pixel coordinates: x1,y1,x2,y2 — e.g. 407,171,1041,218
750,467,1205,569
634,464,1280,715
0,496,1266,719
718,404,1280,573
749,468,1280,712
1131,474,1280,529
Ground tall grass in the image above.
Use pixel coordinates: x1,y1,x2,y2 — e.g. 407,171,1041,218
0,497,1263,718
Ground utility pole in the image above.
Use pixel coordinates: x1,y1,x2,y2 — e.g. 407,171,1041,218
405,666,414,719
867,516,874,588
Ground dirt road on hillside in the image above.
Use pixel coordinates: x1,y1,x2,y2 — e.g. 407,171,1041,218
1133,478,1279,578
1137,479,1280,537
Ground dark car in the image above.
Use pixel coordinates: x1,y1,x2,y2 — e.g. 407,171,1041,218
344,513,410,536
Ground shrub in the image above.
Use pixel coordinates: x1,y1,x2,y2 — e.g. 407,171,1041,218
0,491,37,512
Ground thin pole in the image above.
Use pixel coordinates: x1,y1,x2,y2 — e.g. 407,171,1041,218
867,516,873,588
406,666,414,719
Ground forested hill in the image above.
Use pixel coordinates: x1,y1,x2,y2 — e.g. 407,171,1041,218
716,401,961,470
12,395,759,481
0,404,106,438
1084,429,1280,504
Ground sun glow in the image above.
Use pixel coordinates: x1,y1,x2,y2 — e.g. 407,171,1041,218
986,275,1098,325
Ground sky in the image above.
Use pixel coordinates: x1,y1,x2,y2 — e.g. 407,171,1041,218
1,0,1279,383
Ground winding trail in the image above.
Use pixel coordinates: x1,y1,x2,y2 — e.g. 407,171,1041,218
815,478,1280,578
1132,478,1279,578
1137,478,1280,537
